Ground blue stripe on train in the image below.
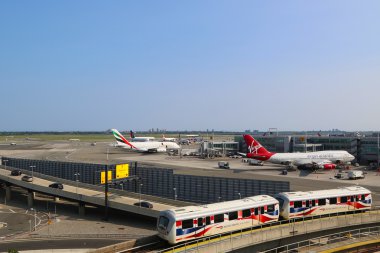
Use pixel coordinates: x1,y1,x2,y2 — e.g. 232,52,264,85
176,226,204,236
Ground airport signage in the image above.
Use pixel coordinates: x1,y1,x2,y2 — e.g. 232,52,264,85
100,171,112,184
116,164,129,179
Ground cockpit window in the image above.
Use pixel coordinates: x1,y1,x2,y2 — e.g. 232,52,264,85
158,216,170,231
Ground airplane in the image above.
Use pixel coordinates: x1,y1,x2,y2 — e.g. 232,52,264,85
111,129,180,153
243,134,355,170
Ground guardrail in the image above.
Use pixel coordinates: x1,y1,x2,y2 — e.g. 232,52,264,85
158,208,380,253
259,226,380,253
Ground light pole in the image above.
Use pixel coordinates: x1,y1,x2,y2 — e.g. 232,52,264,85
30,166,36,183
139,183,143,207
74,172,80,195
237,192,241,199
173,187,177,200
3,159,8,170
30,208,36,231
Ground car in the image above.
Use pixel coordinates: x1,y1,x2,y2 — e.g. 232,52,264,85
21,175,33,182
49,183,64,189
133,201,153,208
11,169,22,176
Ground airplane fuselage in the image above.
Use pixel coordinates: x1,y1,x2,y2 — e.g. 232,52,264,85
117,140,180,152
263,151,354,166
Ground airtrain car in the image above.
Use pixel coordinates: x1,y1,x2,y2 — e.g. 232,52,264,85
276,186,372,219
157,195,279,245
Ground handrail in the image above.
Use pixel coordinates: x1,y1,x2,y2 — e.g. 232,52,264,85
157,208,380,253
259,225,380,253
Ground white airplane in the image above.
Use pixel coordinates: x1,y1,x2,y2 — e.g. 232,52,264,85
112,129,180,153
243,134,355,170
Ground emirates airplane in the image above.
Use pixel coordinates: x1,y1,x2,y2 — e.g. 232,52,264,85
243,134,355,170
112,129,180,153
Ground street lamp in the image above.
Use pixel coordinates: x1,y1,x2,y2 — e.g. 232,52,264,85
3,159,8,170
139,183,143,207
30,166,36,183
30,208,37,231
237,192,241,199
173,187,177,200
74,172,80,195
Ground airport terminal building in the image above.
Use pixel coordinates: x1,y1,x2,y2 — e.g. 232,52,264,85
235,134,380,165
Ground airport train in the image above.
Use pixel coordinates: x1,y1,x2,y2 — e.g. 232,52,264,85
157,186,372,244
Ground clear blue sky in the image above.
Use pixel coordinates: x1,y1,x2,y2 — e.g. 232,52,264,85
1,1,379,131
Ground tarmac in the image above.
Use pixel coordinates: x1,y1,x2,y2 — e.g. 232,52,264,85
0,140,379,251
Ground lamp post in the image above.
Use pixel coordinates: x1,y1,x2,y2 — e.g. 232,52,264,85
30,208,36,231
139,183,143,207
30,166,36,183
3,159,8,170
173,187,177,200
74,173,80,195
237,192,241,199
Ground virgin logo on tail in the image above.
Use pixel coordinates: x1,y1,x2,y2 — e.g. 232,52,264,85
248,143,263,154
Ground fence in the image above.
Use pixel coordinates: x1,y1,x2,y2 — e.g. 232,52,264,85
1,157,290,204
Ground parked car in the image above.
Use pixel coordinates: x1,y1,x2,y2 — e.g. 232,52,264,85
21,175,33,182
134,201,153,208
49,182,64,189
10,169,22,176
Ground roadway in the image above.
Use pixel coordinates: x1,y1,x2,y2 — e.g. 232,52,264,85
0,167,176,218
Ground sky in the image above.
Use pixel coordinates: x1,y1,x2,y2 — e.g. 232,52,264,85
0,1,379,132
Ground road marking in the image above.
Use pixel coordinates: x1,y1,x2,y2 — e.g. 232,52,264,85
9,209,15,213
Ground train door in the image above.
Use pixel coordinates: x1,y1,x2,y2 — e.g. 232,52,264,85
194,217,203,237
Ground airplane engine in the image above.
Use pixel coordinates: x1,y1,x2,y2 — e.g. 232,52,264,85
323,164,336,170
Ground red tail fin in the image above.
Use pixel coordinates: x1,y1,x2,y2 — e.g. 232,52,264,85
243,134,273,160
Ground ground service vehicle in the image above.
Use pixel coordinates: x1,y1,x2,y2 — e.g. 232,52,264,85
348,170,365,180
248,159,264,166
157,195,279,244
158,186,371,244
218,161,230,169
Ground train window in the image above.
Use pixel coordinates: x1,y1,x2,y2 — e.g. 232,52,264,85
229,211,238,221
305,200,310,207
319,199,326,206
341,196,347,203
361,195,365,201
242,209,251,218
294,201,302,208
267,205,275,213
312,200,316,207
254,208,259,215
261,206,265,214
205,216,211,225
329,198,337,205
350,196,354,202
214,214,224,223
158,216,169,230
182,219,193,229
197,218,203,227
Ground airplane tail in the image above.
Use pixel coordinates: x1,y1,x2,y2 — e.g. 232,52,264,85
243,134,272,157
112,129,136,149
130,130,135,139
